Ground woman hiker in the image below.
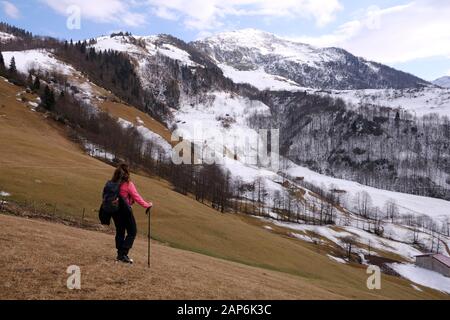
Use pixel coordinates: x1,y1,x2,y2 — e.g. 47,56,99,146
104,163,153,264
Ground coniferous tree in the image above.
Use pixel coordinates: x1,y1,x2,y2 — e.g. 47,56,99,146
41,85,55,111
0,51,5,74
33,76,41,91
9,57,17,75
27,72,33,87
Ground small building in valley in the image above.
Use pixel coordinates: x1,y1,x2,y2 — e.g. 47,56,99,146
415,253,450,277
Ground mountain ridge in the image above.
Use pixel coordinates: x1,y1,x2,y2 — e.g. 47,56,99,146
192,28,430,90
433,76,450,88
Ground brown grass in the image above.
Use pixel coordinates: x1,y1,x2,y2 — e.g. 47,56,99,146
0,214,345,300
0,78,448,299
98,100,173,144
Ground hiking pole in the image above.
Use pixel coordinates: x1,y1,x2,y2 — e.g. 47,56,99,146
147,207,152,269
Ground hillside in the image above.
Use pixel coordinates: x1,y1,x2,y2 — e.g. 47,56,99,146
2,23,450,299
1,77,449,299
2,26,450,201
0,214,338,300
433,76,450,88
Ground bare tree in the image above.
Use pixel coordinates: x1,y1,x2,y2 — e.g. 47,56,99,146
384,199,399,223
342,236,358,260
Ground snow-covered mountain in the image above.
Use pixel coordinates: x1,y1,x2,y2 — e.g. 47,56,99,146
433,76,450,88
193,29,429,90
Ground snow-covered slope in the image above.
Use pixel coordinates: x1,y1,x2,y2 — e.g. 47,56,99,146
3,49,172,158
172,89,450,225
433,76,450,88
317,87,450,117
91,34,200,68
219,63,304,91
2,50,75,75
390,263,450,294
0,31,16,43
285,164,450,222
193,29,428,90
89,34,207,108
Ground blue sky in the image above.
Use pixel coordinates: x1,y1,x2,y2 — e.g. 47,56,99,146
1,0,449,81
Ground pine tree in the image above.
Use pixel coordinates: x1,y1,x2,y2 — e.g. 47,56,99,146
27,73,33,88
41,85,55,111
9,57,17,75
0,51,5,72
33,76,41,91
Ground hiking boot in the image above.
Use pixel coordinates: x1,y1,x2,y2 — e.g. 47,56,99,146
116,255,133,264
117,255,133,264
124,255,134,264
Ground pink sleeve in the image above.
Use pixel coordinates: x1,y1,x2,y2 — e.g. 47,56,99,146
128,182,151,209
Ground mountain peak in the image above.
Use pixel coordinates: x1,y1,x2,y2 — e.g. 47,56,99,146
201,28,313,52
193,29,428,90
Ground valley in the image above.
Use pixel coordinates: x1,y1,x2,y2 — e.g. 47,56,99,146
1,21,450,299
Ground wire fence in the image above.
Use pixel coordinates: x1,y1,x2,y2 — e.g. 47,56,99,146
0,195,109,233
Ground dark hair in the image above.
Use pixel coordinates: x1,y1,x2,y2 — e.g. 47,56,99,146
111,163,130,183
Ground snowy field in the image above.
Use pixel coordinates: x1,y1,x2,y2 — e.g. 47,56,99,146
390,263,450,294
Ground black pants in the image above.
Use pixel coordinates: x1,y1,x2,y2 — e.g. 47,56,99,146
112,206,137,257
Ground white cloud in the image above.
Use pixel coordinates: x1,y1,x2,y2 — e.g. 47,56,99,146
146,0,343,30
40,0,343,33
290,0,450,64
2,1,20,19
41,0,147,27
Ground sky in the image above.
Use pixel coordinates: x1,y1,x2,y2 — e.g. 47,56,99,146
1,0,449,81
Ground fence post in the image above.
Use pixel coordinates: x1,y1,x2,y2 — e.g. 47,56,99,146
81,208,85,226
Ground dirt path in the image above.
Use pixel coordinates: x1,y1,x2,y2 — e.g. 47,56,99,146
0,214,344,300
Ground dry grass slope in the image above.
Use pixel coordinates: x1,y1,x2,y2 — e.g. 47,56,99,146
0,78,447,299
0,214,343,300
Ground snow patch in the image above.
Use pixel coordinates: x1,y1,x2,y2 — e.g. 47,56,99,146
411,284,423,292
289,232,315,243
84,143,115,161
327,254,347,264
390,263,450,294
